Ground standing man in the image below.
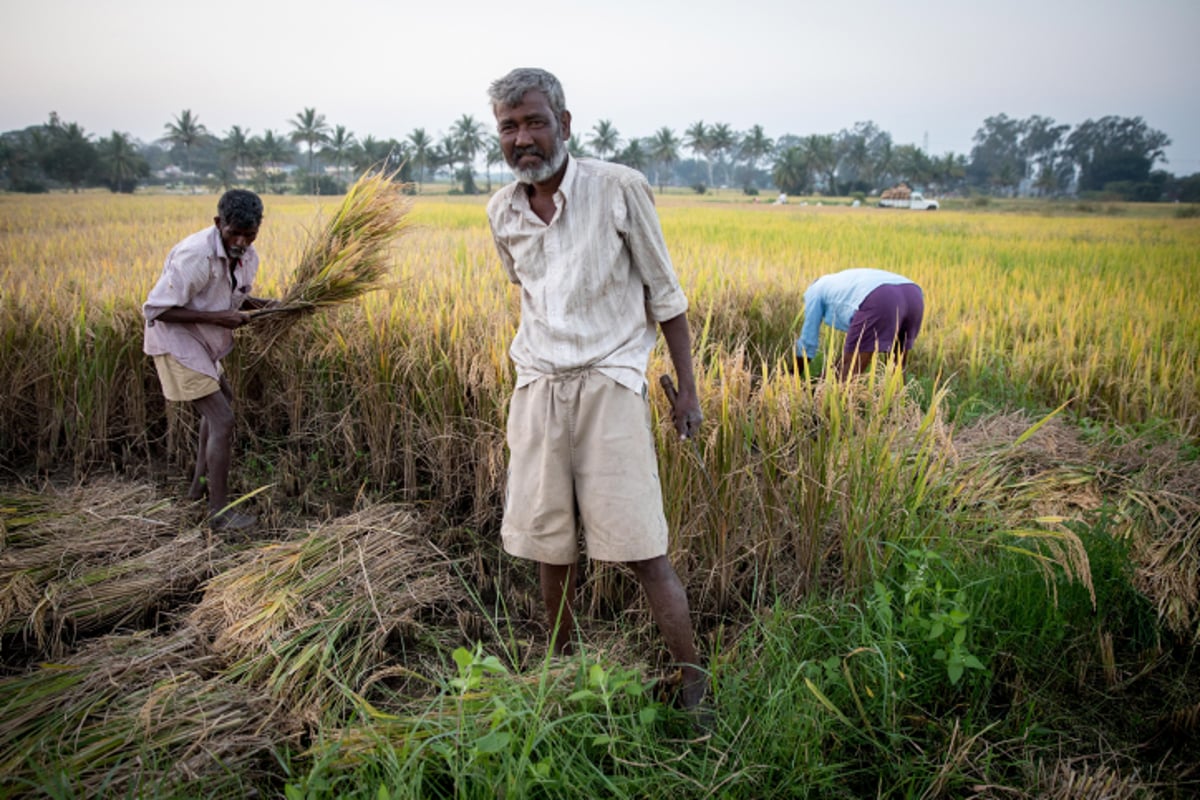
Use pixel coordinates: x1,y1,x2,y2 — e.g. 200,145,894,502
486,68,706,710
143,189,274,531
796,267,925,378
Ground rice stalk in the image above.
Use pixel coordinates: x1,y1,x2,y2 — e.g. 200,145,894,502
0,628,297,796
249,169,413,346
188,503,463,721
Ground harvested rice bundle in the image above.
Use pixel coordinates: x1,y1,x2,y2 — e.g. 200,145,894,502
0,629,297,796
188,503,463,721
251,169,412,342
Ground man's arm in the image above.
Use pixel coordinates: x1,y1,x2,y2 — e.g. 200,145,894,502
154,307,249,330
659,312,702,439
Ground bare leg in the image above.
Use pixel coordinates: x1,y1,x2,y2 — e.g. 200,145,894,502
187,416,209,500
628,555,706,708
539,561,577,656
837,351,875,378
190,378,248,527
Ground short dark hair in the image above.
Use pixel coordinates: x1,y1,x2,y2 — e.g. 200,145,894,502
217,189,263,229
488,68,567,118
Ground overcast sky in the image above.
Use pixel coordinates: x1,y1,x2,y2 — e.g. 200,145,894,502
3,0,1198,173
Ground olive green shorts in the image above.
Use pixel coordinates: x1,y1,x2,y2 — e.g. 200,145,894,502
502,372,669,565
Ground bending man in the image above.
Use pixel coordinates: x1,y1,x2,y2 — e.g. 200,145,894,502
143,189,275,531
796,267,925,378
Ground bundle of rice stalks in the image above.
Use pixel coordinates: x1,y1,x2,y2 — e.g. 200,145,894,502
0,629,298,797
187,503,464,722
0,480,203,657
250,169,412,345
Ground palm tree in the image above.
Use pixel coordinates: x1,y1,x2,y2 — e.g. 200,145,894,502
484,134,502,192
805,134,838,195
437,133,460,190
97,131,146,192
615,139,649,173
649,127,680,193
709,122,735,187
738,125,774,189
684,121,713,188
772,146,811,195
322,125,357,182
251,129,292,193
567,135,588,158
407,128,433,190
221,125,252,182
588,120,620,161
453,115,486,193
162,109,207,192
289,107,330,193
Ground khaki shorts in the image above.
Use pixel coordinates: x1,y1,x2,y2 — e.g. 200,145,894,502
502,372,669,565
152,355,220,402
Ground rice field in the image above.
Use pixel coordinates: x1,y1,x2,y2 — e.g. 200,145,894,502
1,191,1198,798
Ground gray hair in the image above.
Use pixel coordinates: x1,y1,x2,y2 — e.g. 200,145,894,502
487,68,567,117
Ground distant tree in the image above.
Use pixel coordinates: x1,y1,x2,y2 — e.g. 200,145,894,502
929,152,968,195
162,109,207,192
289,107,331,193
407,128,433,189
649,127,681,192
772,145,811,195
684,121,713,188
1020,115,1070,195
221,125,253,180
967,114,1025,195
436,133,460,187
835,121,890,193
0,128,49,192
41,118,98,191
588,120,620,161
737,125,774,189
1065,115,1171,194
709,122,736,187
567,134,588,158
96,130,149,192
892,144,934,188
483,133,502,192
613,139,649,174
453,114,486,193
804,134,838,194
322,125,357,181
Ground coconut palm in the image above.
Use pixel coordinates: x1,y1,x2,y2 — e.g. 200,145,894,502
588,120,620,161
322,125,357,182
484,134,502,192
567,135,588,158
738,125,774,189
162,109,207,192
453,115,486,193
615,139,649,173
407,128,433,190
221,125,253,181
684,120,713,188
649,127,681,193
289,107,331,193
709,122,735,187
97,131,147,193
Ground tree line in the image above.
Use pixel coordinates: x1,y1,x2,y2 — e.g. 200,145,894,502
2,107,1196,202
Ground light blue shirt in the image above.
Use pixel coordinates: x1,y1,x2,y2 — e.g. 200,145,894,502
796,268,915,358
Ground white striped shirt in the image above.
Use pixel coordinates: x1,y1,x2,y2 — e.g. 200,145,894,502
487,157,688,393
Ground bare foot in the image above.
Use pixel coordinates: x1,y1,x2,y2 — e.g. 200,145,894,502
187,477,207,501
